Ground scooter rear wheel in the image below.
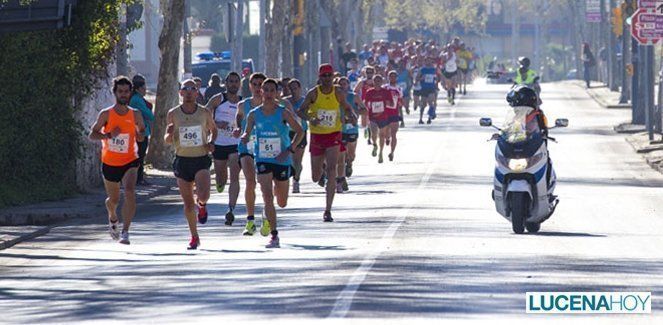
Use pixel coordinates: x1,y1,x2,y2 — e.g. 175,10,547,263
509,192,529,234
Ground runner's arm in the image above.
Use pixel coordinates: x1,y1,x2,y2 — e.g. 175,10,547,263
336,87,357,124
283,109,304,149
241,112,255,143
299,89,317,121
89,110,110,140
164,109,175,144
206,108,217,145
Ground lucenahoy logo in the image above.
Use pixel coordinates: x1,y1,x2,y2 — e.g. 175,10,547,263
526,292,651,314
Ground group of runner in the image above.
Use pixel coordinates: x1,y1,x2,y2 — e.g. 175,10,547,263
89,37,477,250
346,37,478,126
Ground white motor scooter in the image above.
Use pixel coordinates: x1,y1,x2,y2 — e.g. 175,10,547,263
480,106,568,234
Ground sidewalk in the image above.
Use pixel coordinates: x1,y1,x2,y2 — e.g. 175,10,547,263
571,79,663,175
0,168,176,250
568,80,631,109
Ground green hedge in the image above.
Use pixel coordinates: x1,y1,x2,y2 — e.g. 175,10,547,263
0,1,130,208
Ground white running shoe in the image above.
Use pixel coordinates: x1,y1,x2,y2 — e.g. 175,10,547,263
109,220,120,241
119,230,130,245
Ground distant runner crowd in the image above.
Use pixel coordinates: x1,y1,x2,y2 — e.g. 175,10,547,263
89,37,478,250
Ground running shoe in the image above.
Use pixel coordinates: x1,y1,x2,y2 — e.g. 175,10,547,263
216,183,225,193
386,138,390,146
341,177,349,191
292,180,300,193
405,107,410,115
426,118,431,124
197,204,208,224
364,128,369,139
323,211,334,222
318,174,326,187
388,153,394,162
419,119,424,125
400,121,405,128
119,230,130,245
336,182,344,193
260,216,271,237
372,144,378,157
225,210,235,226
243,219,256,236
108,219,120,241
346,164,353,177
265,235,280,248
378,154,384,164
187,236,200,250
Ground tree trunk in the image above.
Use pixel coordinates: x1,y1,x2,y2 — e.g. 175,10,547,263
146,0,185,169
305,0,319,87
232,0,245,72
280,0,294,77
266,0,285,77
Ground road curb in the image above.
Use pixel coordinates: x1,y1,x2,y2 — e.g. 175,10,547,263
0,226,51,250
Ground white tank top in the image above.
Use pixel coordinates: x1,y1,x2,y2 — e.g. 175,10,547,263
445,53,458,73
213,95,240,146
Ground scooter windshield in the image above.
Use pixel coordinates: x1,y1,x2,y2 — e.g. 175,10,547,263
501,106,539,144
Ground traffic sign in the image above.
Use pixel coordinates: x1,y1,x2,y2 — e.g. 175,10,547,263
630,8,662,45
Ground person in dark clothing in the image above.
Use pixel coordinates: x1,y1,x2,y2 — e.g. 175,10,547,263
582,42,595,89
130,74,154,185
204,73,224,104
341,42,358,75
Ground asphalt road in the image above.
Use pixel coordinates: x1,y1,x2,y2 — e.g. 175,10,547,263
1,81,661,324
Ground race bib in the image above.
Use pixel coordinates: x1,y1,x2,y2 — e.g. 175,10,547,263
258,137,281,159
424,74,435,83
371,101,385,114
218,126,234,138
179,126,203,147
108,133,129,153
317,109,338,128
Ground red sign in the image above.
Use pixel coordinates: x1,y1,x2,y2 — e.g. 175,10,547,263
630,8,662,45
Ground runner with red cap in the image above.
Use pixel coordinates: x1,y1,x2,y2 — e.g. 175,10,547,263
300,64,356,222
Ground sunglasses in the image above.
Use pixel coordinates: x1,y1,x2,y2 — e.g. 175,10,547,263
180,86,197,91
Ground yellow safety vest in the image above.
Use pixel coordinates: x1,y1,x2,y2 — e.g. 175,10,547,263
515,69,537,85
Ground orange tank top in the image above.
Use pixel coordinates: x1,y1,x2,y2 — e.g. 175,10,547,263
101,107,139,166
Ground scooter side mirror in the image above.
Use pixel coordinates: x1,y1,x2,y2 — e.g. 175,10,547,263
480,118,493,127
555,118,569,128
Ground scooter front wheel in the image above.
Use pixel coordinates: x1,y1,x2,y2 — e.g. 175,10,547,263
525,222,540,233
509,192,529,234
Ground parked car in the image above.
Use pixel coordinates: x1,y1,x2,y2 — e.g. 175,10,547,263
192,51,254,86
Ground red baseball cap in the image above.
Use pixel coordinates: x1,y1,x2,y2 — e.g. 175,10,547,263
319,64,334,76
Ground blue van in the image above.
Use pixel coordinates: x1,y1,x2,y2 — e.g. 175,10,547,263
192,51,254,86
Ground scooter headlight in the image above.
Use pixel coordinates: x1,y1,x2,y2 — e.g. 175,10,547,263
508,158,528,172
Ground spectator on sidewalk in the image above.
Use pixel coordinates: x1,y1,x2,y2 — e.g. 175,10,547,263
193,77,206,105
240,67,251,99
341,42,358,75
582,42,596,89
204,73,224,104
130,74,154,186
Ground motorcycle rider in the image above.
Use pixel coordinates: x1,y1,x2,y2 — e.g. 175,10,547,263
505,85,555,201
513,57,541,102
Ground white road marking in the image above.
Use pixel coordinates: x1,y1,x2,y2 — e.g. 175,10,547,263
328,101,456,318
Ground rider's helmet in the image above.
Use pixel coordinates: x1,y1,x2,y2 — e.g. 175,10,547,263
506,85,538,108
517,56,531,69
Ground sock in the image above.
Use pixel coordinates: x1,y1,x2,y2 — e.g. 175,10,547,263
247,215,255,221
